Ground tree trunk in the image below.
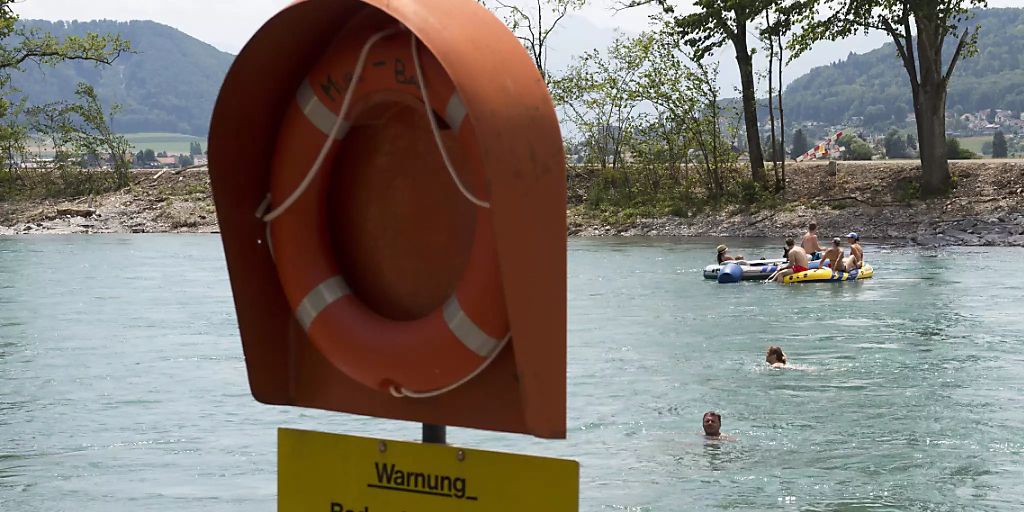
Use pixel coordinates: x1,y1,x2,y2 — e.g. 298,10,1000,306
914,16,952,197
765,13,779,190
916,86,950,196
777,33,786,190
732,30,767,187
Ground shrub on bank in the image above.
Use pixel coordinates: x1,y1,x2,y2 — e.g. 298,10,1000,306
0,167,128,202
569,162,781,223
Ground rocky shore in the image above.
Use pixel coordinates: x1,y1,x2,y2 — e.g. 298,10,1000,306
4,160,1024,248
569,160,1024,247
0,168,218,235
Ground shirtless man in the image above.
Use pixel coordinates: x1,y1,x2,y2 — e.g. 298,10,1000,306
820,237,844,270
768,239,809,282
841,232,864,271
800,222,824,260
702,411,723,437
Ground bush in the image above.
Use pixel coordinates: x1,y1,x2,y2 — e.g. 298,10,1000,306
946,138,978,160
839,133,875,160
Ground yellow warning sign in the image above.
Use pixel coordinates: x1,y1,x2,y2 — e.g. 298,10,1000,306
279,428,579,511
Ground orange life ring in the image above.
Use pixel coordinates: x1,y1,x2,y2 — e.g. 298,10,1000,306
265,19,508,395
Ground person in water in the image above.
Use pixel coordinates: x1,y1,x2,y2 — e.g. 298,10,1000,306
766,346,787,368
702,411,723,437
716,244,744,264
801,222,824,260
841,232,864,271
769,239,809,282
820,237,844,270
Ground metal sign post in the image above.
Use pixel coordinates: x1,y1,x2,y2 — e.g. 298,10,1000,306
423,423,447,445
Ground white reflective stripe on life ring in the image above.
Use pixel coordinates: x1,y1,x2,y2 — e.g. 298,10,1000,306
297,275,351,330
442,296,500,357
296,80,352,139
296,80,466,137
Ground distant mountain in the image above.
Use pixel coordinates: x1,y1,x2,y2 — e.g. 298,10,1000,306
783,8,1024,128
9,20,233,136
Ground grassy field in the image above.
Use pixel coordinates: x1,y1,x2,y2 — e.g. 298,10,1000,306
124,133,207,155
957,135,991,156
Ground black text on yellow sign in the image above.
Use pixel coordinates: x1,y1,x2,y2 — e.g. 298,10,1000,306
278,428,579,511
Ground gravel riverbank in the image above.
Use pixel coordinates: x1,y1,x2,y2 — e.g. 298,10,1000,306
4,161,1024,248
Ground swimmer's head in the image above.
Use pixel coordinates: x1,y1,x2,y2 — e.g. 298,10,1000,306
785,238,795,248
766,345,787,365
702,411,722,436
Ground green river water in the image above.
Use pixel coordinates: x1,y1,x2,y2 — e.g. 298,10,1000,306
2,235,1023,511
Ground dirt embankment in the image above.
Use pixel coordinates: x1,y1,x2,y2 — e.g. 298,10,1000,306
0,169,218,235
4,160,1024,247
569,160,1024,247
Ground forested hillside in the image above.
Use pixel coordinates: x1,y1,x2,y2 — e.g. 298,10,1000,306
8,20,233,136
784,8,1024,127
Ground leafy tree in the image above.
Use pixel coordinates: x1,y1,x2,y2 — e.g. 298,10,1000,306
495,0,584,82
884,128,908,158
68,84,131,184
0,96,28,174
637,36,739,200
985,109,996,123
791,0,986,196
551,33,652,172
992,129,1008,158
839,133,874,160
790,128,810,159
177,154,194,167
0,0,130,181
644,0,772,188
143,148,155,162
906,132,917,150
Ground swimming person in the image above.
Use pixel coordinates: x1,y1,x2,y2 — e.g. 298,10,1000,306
702,411,722,437
820,237,844,270
800,222,824,260
716,245,744,264
766,346,787,368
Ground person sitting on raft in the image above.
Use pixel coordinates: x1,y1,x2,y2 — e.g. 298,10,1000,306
820,237,844,270
801,222,824,260
840,232,864,271
716,245,744,264
768,239,809,282
766,345,787,368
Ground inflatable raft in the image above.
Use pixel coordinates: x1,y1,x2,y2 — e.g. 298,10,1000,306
703,258,786,281
783,263,874,284
704,258,830,282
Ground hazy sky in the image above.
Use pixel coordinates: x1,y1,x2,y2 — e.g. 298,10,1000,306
14,0,1022,92
13,0,660,54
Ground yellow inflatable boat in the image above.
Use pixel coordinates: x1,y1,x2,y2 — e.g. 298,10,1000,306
783,263,874,284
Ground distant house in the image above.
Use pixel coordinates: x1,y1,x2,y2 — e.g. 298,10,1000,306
193,155,208,166
156,156,177,166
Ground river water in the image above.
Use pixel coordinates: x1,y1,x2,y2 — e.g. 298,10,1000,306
2,235,1023,511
